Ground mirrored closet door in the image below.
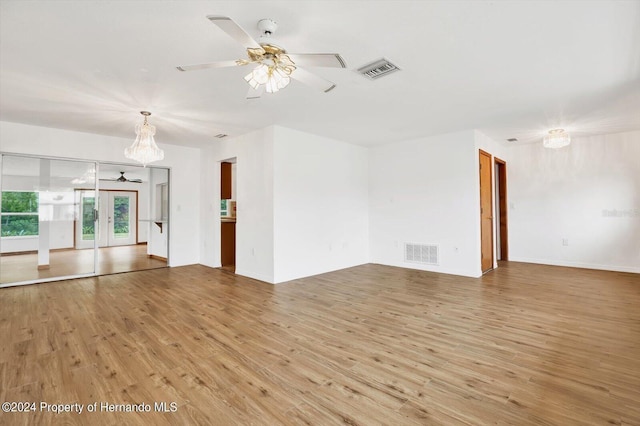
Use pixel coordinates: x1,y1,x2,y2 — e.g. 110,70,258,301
0,154,98,286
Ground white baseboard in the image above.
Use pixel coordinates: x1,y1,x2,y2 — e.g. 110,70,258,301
372,260,482,278
234,269,275,284
508,257,640,274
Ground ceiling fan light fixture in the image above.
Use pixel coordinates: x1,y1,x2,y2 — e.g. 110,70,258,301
125,111,165,166
543,129,571,149
244,63,270,89
243,47,295,94
265,66,291,93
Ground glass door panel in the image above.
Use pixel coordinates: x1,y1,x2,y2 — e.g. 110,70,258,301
75,190,96,250
106,191,137,246
0,155,97,286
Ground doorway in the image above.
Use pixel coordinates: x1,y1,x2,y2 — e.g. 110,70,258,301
220,159,236,271
494,158,508,261
479,150,494,273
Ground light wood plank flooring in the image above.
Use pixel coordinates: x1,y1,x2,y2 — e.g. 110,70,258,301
0,262,638,425
0,245,166,284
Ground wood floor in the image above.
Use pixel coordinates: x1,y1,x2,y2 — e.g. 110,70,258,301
0,244,167,284
0,262,638,425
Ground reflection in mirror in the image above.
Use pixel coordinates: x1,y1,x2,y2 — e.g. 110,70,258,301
1,155,97,285
94,163,169,275
148,168,169,262
0,156,170,287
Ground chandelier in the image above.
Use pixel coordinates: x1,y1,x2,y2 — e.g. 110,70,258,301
241,45,296,93
543,129,571,149
125,111,164,166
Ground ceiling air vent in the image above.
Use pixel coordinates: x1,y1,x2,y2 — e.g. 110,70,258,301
214,134,228,139
357,58,401,80
404,243,439,266
507,138,518,142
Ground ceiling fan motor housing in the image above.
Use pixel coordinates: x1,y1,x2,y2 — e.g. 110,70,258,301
257,19,278,36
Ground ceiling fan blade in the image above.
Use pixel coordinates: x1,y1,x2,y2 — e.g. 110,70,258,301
177,60,240,72
290,68,337,93
288,53,346,68
98,178,117,181
246,84,264,100
128,179,143,183
207,16,261,50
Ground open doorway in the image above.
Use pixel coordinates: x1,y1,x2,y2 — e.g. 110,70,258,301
220,159,236,272
494,158,508,261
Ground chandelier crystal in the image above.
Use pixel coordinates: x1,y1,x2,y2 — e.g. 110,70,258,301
543,129,571,149
125,111,164,166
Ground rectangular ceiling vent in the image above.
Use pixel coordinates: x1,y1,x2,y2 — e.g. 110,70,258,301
506,138,518,142
405,243,439,265
357,58,401,80
214,134,228,139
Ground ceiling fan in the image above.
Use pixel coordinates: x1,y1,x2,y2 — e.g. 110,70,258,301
100,172,142,184
177,16,346,98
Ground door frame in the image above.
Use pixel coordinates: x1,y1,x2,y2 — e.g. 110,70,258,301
479,149,494,273
494,157,509,261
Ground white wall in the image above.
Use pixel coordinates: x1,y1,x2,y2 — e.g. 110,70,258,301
369,130,481,277
272,127,369,283
201,125,369,284
0,121,201,266
508,130,640,273
201,127,275,283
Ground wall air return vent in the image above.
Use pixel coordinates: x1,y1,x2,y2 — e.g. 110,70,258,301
404,243,439,265
357,58,401,80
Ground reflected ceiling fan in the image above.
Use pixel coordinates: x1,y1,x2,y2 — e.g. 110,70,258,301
177,16,346,98
100,172,142,184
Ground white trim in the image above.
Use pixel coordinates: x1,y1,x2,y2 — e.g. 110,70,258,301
509,257,640,274
0,235,38,240
0,273,96,289
372,261,482,278
234,268,274,284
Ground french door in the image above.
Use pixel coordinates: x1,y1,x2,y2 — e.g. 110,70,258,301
76,190,137,248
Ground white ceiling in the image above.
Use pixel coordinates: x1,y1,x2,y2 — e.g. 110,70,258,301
1,0,639,148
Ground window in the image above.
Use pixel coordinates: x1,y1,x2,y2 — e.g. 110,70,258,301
1,191,39,237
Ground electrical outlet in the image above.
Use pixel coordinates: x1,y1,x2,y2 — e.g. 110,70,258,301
562,238,569,246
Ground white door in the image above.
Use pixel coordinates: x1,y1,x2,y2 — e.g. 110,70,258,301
101,191,137,247
76,191,137,248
